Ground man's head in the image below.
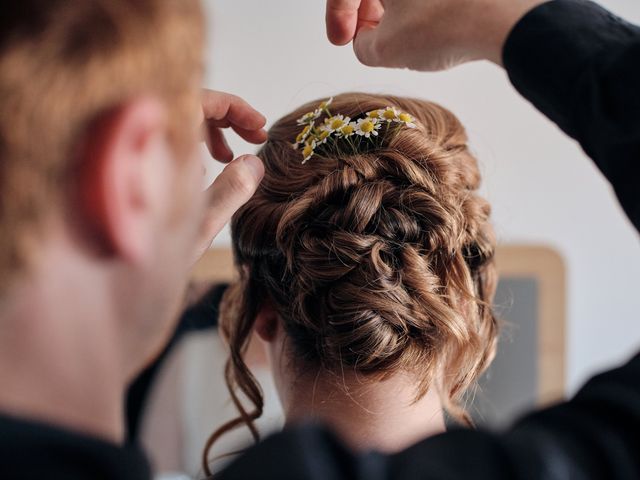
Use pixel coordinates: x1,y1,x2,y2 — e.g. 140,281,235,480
0,0,206,376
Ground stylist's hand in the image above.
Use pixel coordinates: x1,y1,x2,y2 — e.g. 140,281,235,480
326,0,545,71
192,89,267,263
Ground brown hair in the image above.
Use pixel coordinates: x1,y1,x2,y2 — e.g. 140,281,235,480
0,0,204,290
204,93,498,473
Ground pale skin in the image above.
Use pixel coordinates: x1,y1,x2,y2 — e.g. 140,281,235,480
325,0,547,70
255,304,445,452
0,89,266,443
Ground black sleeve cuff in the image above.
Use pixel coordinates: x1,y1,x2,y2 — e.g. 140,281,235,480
503,0,639,138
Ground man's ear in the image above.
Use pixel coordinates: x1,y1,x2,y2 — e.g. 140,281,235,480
77,97,168,264
254,301,280,343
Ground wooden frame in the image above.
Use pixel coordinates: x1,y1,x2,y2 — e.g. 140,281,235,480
494,245,566,404
191,248,237,283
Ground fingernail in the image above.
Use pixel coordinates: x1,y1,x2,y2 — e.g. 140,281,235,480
242,155,265,181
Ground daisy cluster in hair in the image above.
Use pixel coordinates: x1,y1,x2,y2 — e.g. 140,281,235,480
292,97,417,164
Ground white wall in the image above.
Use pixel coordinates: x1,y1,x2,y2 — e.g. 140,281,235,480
202,0,640,394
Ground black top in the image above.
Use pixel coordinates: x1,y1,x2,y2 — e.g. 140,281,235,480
1,1,639,479
0,413,150,479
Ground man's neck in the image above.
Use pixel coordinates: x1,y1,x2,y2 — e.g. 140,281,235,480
283,370,446,453
0,248,127,444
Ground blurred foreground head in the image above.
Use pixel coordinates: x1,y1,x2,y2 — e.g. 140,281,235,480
0,0,205,375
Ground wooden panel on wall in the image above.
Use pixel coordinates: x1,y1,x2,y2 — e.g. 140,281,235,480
495,245,566,405
191,247,237,284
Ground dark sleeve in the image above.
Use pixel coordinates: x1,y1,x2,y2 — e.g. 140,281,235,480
217,352,640,480
503,0,640,232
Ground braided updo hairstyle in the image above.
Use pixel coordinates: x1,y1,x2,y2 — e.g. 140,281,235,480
203,93,498,473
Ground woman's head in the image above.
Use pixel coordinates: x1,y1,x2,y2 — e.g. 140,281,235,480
204,93,498,470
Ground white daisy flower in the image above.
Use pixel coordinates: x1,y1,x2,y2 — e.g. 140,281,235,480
315,128,332,145
313,97,333,118
293,123,314,149
302,139,317,164
324,114,351,133
380,107,400,122
338,122,356,138
367,109,383,120
355,117,381,138
397,112,417,128
297,110,320,126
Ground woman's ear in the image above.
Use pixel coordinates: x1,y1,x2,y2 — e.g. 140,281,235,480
254,301,279,343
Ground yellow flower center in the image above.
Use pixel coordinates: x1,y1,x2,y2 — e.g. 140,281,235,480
368,110,380,119
318,130,330,141
296,125,312,143
302,144,314,158
399,112,413,123
360,120,375,133
382,108,397,120
340,124,354,135
330,118,344,130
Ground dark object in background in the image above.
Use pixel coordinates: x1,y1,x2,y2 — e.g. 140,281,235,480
126,283,228,441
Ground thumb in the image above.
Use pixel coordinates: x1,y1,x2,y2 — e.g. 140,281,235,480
353,24,386,67
200,154,264,244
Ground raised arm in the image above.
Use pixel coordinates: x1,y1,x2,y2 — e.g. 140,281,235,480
503,0,640,231
325,0,640,231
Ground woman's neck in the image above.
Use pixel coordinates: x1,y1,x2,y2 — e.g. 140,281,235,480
282,370,445,453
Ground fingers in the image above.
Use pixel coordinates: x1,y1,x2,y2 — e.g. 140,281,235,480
326,0,384,45
231,124,269,145
201,154,264,241
353,24,385,67
352,9,403,69
201,89,268,163
202,89,267,133
326,0,363,45
206,127,234,163
356,0,384,33
205,124,268,162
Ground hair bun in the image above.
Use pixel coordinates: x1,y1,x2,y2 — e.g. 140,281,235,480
219,94,499,448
